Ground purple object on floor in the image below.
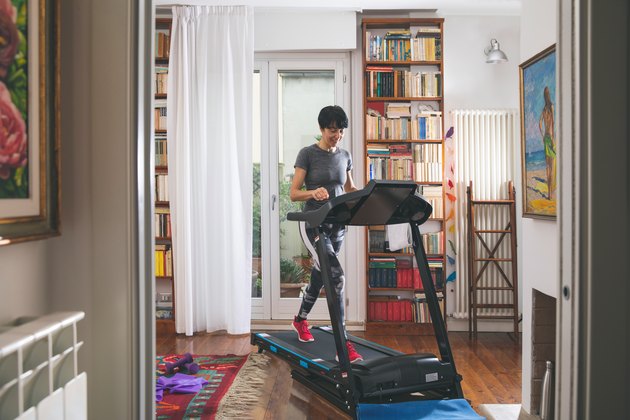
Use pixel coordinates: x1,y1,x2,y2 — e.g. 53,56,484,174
184,362,200,374
165,353,195,374
155,372,209,402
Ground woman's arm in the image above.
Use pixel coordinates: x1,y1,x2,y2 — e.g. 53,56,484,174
290,167,329,202
344,171,358,193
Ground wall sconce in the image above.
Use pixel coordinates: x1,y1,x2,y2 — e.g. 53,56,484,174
484,39,508,63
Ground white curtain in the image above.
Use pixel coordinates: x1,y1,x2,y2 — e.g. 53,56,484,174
168,6,254,335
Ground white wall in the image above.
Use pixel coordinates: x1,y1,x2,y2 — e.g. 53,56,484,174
443,15,520,111
255,9,357,51
0,241,49,324
441,15,522,328
53,0,139,418
519,0,558,413
0,0,139,418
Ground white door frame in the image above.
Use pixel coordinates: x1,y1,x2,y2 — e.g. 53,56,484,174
252,53,351,320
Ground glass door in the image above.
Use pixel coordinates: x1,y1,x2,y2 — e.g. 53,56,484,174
251,62,270,318
252,55,349,320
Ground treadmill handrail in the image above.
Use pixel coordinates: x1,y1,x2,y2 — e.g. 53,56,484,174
287,179,432,227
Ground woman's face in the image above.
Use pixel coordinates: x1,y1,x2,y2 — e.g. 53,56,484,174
320,125,345,149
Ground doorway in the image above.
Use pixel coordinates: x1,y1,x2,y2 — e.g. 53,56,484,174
251,54,351,320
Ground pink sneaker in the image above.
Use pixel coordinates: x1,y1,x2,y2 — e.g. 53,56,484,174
337,341,364,363
292,317,314,342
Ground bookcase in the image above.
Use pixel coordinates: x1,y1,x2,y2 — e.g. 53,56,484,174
362,18,446,335
154,17,175,335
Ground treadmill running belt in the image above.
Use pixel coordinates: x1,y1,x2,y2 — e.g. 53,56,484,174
262,328,399,365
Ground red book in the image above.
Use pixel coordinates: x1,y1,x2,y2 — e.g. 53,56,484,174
404,300,412,321
393,301,401,321
387,301,394,321
369,301,375,321
366,101,385,115
380,301,388,321
413,268,423,289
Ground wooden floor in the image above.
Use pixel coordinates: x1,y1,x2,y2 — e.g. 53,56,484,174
157,330,522,419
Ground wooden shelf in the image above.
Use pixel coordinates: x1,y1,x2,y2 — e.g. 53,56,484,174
156,165,168,174
155,201,170,207
155,93,167,100
156,276,173,281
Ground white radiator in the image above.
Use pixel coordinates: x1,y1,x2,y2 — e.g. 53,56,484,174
0,312,86,420
450,110,517,319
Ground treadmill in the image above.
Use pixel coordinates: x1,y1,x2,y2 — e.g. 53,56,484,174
251,180,469,419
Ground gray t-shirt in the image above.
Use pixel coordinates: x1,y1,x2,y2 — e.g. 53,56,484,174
294,143,353,211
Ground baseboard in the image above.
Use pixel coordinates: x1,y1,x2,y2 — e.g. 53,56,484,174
446,317,522,333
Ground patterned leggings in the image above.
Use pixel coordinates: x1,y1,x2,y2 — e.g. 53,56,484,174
296,222,346,326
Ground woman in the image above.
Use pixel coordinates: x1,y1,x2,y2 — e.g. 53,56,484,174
539,86,557,200
289,105,362,363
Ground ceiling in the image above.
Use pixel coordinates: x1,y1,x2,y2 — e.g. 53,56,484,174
154,0,521,15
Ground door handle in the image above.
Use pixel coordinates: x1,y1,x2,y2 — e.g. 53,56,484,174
271,194,277,211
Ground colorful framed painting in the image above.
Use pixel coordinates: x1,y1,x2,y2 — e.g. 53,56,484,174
519,44,557,219
0,0,60,245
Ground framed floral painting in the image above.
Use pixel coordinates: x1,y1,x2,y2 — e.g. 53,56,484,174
519,44,557,219
0,0,60,245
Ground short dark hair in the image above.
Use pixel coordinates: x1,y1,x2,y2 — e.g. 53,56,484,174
318,105,349,129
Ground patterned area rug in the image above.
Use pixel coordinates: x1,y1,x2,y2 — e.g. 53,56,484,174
155,352,270,420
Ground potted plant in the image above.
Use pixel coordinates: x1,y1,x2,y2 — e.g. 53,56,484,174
280,257,309,297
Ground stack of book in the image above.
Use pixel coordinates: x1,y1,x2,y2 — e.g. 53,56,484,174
155,135,168,166
154,105,167,131
368,298,413,322
368,229,387,252
155,208,171,238
414,27,442,60
365,29,412,62
155,244,173,277
418,185,443,217
412,144,442,183
368,257,397,288
412,291,444,323
155,29,171,59
155,66,168,95
364,27,442,62
155,174,169,201
365,111,442,140
365,69,442,98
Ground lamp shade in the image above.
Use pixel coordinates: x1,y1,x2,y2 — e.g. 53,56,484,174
485,39,508,63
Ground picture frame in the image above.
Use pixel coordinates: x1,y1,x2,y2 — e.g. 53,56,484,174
519,44,557,219
0,0,60,245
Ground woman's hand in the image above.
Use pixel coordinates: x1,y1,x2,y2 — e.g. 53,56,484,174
312,187,329,201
